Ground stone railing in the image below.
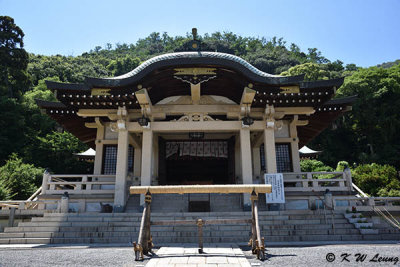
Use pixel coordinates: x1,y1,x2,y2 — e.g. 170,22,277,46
282,170,352,192
0,200,59,211
42,174,116,195
333,196,400,212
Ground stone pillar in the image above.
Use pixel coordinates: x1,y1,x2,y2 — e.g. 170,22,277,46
41,170,50,195
8,207,16,227
264,123,277,174
324,190,333,210
60,196,69,213
133,148,142,178
240,128,253,209
114,129,129,212
94,126,105,175
140,130,153,206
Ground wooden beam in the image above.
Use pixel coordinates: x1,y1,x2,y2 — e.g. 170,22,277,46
127,120,266,133
135,88,153,116
251,132,264,148
241,87,256,105
129,133,142,149
130,184,272,194
190,83,201,105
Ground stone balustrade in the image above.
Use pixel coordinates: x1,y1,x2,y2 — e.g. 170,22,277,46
42,174,116,195
282,171,352,192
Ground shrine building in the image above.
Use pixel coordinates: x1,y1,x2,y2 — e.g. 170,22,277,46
36,37,355,213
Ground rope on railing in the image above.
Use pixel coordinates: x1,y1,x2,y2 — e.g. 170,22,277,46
373,206,400,230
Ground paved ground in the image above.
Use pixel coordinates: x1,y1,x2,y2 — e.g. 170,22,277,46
146,245,250,267
0,242,399,266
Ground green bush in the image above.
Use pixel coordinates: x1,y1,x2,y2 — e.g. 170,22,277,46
336,161,350,172
300,159,334,172
0,154,44,200
352,163,400,197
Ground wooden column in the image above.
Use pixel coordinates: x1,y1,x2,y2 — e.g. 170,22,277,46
264,123,277,173
93,125,105,175
240,128,253,208
114,129,129,211
289,120,301,172
252,147,261,179
140,130,153,206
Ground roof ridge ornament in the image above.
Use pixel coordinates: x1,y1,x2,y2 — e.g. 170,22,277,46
192,28,198,40
174,28,213,52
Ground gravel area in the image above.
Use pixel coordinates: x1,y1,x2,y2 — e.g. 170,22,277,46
242,244,400,266
0,243,399,266
0,245,155,267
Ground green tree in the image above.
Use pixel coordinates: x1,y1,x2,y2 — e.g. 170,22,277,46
0,184,11,200
281,62,330,81
336,64,400,167
352,163,400,196
0,16,29,98
31,131,90,174
0,154,43,200
107,56,141,76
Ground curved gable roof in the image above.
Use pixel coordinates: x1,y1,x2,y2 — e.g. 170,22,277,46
85,51,305,88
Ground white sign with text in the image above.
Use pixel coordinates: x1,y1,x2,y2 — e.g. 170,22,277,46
264,173,285,204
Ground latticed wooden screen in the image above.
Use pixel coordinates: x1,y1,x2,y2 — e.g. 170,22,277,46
102,145,134,174
260,143,292,173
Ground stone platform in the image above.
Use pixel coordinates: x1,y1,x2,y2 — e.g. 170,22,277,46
146,244,250,267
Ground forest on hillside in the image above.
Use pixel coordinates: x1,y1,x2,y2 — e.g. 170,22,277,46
1,16,400,200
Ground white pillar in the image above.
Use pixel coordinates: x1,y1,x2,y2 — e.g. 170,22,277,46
252,147,261,179
114,129,129,211
240,128,253,208
235,135,241,180
289,121,301,172
290,140,301,172
94,126,105,175
152,134,159,184
133,148,142,178
140,130,153,206
264,124,277,173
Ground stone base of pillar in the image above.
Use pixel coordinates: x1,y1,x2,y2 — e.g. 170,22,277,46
243,203,251,211
113,205,125,213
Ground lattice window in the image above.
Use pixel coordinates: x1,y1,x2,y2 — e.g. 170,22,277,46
102,145,134,174
260,143,292,173
275,143,292,173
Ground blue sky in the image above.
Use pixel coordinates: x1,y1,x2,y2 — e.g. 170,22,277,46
2,0,400,67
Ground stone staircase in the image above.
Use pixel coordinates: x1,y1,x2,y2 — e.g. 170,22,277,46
1,210,399,244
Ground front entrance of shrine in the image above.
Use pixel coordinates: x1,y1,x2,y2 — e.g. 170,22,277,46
158,136,236,185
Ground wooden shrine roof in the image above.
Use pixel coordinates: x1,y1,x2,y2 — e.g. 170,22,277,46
37,51,354,147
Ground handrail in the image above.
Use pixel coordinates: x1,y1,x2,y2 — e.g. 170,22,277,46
352,183,369,197
27,186,42,201
373,206,400,230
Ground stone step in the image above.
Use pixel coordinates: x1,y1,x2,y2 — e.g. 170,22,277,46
263,223,355,230
4,226,141,233
2,232,400,245
31,216,141,222
262,228,360,236
18,222,141,227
